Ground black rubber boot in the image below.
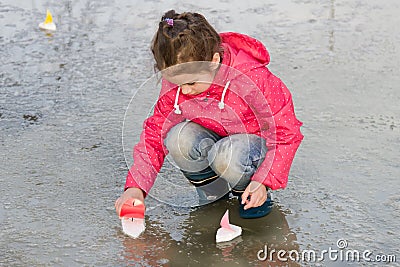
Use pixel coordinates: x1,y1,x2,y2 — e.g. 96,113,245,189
238,191,274,219
182,167,230,205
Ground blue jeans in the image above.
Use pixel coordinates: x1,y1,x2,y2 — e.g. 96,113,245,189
164,121,267,201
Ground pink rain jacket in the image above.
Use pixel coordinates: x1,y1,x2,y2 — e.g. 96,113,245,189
125,32,303,194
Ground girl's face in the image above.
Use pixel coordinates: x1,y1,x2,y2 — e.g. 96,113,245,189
164,71,215,95
162,53,221,96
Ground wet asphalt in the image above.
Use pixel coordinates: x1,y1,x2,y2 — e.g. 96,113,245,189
1,0,399,266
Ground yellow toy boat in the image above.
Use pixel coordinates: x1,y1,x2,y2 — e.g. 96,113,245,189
39,10,56,31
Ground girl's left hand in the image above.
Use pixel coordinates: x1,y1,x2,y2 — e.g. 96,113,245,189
241,181,267,210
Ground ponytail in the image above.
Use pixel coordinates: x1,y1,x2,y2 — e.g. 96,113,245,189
151,10,222,70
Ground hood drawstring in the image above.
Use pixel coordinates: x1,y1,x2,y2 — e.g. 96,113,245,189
173,80,231,114
174,86,182,114
218,80,230,110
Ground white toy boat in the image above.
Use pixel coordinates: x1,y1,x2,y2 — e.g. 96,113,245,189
121,217,145,238
39,10,56,31
119,199,146,238
216,210,242,243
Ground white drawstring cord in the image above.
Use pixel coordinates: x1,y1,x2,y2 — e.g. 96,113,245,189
218,80,230,110
174,81,230,114
174,86,182,114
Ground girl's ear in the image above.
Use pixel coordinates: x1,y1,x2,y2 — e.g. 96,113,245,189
210,52,221,72
211,52,220,63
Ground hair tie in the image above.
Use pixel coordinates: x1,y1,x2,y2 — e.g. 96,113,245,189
164,18,174,26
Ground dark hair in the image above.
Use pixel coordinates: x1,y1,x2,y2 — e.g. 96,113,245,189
151,10,223,71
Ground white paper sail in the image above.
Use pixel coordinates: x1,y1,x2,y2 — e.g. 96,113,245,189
121,218,145,238
216,210,242,243
119,199,146,238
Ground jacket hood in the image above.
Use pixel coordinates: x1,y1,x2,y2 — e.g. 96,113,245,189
171,32,271,114
220,32,270,73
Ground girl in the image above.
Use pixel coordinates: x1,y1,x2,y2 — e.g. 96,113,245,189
115,10,303,219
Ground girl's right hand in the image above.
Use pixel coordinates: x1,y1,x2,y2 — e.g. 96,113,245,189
115,187,145,216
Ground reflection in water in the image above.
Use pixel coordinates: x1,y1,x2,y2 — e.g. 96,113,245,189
119,198,299,266
329,0,335,51
120,221,172,266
